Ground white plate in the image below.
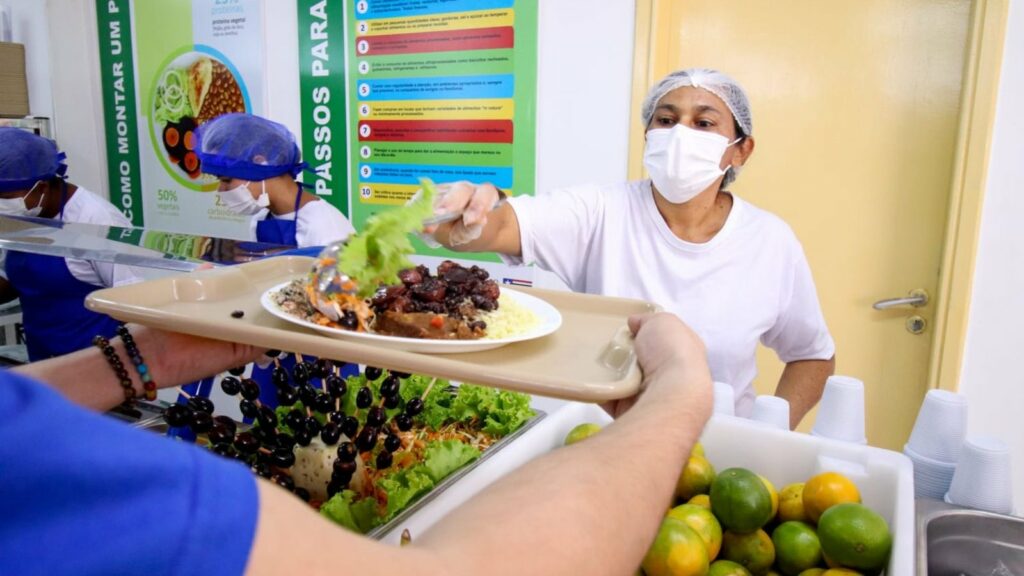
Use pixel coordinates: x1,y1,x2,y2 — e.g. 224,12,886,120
260,281,562,354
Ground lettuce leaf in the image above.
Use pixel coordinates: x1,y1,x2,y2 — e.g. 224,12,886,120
339,178,436,297
450,384,536,437
377,467,436,521
421,439,481,483
320,489,382,533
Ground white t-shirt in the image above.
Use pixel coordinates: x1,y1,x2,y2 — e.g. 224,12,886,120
507,180,835,416
248,199,355,248
0,187,144,288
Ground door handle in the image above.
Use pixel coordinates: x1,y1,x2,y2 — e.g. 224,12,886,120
873,289,929,310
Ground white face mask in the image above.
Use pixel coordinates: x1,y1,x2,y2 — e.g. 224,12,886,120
0,182,45,217
217,180,269,215
643,124,741,204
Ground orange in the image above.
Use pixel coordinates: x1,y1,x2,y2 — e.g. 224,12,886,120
778,483,809,523
758,475,779,518
802,472,861,523
817,503,891,573
711,468,773,533
720,529,775,575
689,494,713,510
691,442,706,459
822,570,862,576
642,517,710,576
709,560,753,576
669,503,724,560
797,570,826,576
772,521,823,575
564,423,602,445
676,455,717,501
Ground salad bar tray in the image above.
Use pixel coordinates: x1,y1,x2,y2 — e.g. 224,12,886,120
86,257,655,401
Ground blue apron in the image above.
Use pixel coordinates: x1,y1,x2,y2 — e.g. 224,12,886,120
4,251,121,361
3,190,121,361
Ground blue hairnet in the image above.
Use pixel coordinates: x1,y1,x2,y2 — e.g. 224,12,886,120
641,68,753,137
0,127,68,192
195,113,306,181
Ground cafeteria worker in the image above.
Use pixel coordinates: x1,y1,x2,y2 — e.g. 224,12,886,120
427,68,836,428
0,127,143,361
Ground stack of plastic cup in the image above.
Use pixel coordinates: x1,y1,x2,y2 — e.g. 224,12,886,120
811,375,867,444
903,389,968,499
750,395,790,430
945,436,1014,514
713,382,735,416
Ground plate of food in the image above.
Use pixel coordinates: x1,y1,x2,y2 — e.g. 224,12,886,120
261,260,563,354
149,46,249,188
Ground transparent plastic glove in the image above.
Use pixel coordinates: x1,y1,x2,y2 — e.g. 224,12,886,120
421,181,501,248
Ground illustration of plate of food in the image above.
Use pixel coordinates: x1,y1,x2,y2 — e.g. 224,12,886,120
149,46,250,188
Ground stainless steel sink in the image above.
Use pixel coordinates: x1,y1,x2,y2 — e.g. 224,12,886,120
917,498,1024,575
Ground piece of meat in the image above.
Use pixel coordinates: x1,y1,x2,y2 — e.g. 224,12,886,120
374,311,484,340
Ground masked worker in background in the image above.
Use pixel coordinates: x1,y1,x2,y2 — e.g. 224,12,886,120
196,113,354,248
0,127,143,361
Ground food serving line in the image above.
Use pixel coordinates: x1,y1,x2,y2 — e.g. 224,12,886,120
0,214,916,574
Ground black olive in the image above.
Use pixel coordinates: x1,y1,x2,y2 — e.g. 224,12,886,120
272,366,291,388
230,310,245,319
276,386,299,407
375,451,393,470
298,385,318,406
220,376,242,396
384,434,402,453
164,404,192,427
228,366,247,376
366,406,386,428
189,410,213,433
314,392,334,414
293,361,314,384
240,379,261,401
293,487,311,502
271,448,295,469
333,459,357,476
326,375,347,399
405,397,425,417
379,375,400,398
383,393,401,410
394,413,413,432
256,405,278,428
355,426,379,452
356,386,374,409
341,416,359,439
363,366,383,381
208,423,233,444
239,399,259,419
213,415,237,435
188,396,215,415
234,432,259,454
320,422,342,446
336,442,357,463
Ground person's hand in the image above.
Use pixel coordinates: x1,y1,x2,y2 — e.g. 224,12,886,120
603,313,712,418
129,325,264,389
423,181,502,246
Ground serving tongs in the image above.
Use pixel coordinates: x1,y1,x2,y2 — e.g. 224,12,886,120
307,240,359,322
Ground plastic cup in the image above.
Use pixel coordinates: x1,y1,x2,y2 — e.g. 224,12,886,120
906,390,968,463
811,375,867,443
750,395,790,431
713,381,735,416
904,444,956,499
945,436,1014,514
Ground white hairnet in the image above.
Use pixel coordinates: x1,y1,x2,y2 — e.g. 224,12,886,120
640,68,753,137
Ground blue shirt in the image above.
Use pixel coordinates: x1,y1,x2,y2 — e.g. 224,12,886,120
0,370,259,575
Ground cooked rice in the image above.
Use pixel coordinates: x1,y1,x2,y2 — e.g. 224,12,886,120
479,292,540,340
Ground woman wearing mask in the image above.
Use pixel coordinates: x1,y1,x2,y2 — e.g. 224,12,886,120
0,128,143,361
196,113,354,247
195,114,357,412
426,68,835,427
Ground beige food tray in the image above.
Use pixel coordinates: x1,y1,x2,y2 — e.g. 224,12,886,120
86,257,657,401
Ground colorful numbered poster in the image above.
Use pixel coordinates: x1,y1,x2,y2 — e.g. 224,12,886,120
346,0,538,285
97,0,265,239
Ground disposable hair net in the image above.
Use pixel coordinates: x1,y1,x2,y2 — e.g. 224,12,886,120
640,68,753,137
0,127,68,193
195,113,306,182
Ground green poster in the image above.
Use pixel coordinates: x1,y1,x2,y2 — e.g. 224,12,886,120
344,0,538,283
97,0,267,239
297,0,349,217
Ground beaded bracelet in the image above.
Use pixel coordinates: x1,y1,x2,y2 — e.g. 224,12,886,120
117,325,157,401
92,335,136,403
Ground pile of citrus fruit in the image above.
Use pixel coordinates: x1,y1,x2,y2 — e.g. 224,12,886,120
640,443,893,576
